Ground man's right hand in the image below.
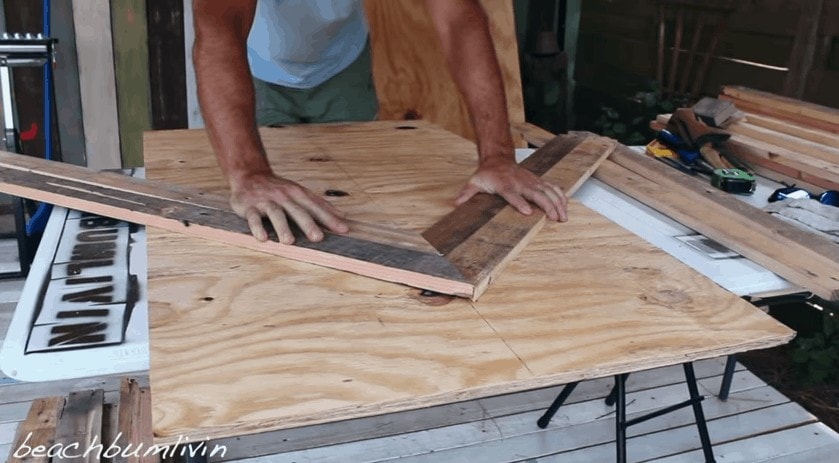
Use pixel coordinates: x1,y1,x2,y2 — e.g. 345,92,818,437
229,172,349,244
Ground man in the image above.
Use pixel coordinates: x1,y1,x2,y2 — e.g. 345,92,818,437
193,0,567,244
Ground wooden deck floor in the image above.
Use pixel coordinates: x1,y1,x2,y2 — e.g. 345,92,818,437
2,276,838,462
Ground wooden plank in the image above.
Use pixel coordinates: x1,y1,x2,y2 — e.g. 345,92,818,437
52,389,104,463
146,0,187,130
7,397,64,463
441,135,617,297
594,151,839,301
721,96,839,134
114,379,156,463
721,86,839,128
725,133,839,189
110,0,152,168
365,0,525,146
0,375,148,404
744,112,839,149
71,0,122,169
725,121,839,164
782,0,825,99
51,0,88,166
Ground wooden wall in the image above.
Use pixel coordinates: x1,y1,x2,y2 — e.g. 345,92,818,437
575,0,839,109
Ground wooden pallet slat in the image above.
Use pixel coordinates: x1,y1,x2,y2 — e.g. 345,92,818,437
7,397,64,463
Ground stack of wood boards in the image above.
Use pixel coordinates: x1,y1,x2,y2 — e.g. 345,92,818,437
653,86,839,192
7,378,155,463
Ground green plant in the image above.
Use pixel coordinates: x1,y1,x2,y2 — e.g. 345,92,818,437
593,82,682,145
792,310,839,384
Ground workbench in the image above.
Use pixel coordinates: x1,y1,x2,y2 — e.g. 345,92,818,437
141,121,793,455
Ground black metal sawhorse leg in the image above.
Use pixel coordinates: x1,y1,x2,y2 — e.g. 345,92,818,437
537,362,716,463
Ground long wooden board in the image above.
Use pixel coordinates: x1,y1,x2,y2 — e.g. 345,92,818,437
0,125,612,300
722,85,839,126
594,147,839,302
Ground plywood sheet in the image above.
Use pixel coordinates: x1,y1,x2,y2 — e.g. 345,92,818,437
144,122,794,445
366,0,525,145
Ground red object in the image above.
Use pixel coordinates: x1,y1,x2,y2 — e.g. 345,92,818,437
20,122,39,141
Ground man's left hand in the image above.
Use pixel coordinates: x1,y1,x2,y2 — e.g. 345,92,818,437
455,157,568,222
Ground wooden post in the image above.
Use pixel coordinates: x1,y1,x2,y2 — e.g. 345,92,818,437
782,0,825,99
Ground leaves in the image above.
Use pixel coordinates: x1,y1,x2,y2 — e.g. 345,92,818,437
792,310,839,385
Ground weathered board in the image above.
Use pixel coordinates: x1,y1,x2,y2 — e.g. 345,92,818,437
143,122,793,445
0,123,611,300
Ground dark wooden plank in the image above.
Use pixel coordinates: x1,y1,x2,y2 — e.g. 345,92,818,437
146,0,187,130
52,389,104,463
8,397,64,463
113,379,156,463
422,133,585,255
52,0,87,166
110,0,152,168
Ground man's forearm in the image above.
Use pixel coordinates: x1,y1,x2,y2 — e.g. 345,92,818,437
424,0,514,164
193,1,270,188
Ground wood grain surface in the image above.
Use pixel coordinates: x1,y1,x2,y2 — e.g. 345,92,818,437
144,122,794,445
366,0,525,146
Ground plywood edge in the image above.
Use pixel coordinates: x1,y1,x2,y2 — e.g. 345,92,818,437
151,329,793,446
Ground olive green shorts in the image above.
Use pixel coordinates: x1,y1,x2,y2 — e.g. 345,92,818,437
253,42,378,126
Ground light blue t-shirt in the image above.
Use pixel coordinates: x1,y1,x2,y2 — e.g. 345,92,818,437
247,0,369,89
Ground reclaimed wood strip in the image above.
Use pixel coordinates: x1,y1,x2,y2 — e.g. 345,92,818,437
52,0,88,166
444,135,616,297
147,0,188,130
595,151,839,301
726,133,839,189
52,389,104,463
8,397,64,463
422,134,584,255
110,0,152,168
719,95,839,135
114,379,156,463
743,112,839,149
71,0,122,169
722,85,839,126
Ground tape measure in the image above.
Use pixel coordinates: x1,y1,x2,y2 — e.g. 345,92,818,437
711,169,755,195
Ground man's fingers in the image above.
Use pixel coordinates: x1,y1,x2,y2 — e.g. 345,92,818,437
298,194,349,234
455,183,482,205
499,191,533,216
524,188,559,221
245,208,269,242
282,202,324,242
265,204,294,244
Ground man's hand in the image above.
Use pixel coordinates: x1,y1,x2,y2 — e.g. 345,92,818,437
455,157,568,222
229,172,349,244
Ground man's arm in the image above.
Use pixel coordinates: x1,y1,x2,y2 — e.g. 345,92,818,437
423,0,567,222
192,1,347,243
